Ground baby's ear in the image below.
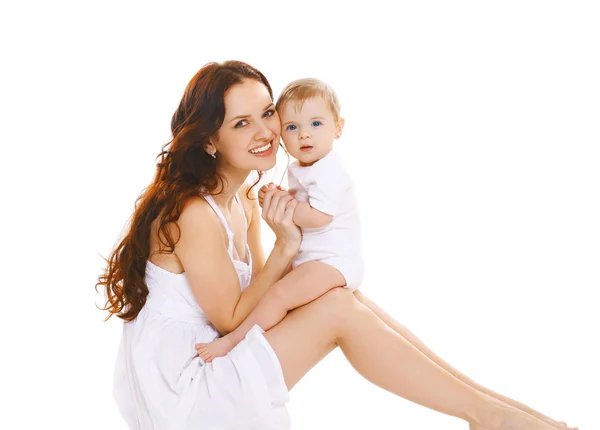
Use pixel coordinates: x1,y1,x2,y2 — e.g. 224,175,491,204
335,117,345,139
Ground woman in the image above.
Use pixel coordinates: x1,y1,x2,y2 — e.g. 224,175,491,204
98,60,575,429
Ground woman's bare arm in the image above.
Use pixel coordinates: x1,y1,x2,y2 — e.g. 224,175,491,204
176,189,298,335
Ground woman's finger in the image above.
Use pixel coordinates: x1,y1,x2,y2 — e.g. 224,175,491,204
260,188,278,219
283,198,298,224
273,195,294,223
271,190,291,218
265,190,283,222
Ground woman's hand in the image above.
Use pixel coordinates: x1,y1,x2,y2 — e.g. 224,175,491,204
258,182,287,206
259,183,301,255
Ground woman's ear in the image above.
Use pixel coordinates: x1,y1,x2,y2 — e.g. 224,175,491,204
335,117,345,139
205,137,217,157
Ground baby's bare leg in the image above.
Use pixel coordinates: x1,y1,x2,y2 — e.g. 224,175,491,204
196,262,344,362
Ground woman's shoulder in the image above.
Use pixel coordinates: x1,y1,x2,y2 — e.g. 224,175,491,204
178,195,220,230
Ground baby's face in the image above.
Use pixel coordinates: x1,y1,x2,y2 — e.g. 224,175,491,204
279,96,343,166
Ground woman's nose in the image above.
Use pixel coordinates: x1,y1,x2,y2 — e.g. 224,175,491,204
254,121,273,141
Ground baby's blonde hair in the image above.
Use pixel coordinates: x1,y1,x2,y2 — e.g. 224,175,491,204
275,78,341,121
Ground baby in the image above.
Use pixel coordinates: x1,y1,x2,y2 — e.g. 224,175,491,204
196,78,364,362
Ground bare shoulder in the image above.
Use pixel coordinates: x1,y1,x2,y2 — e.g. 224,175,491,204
179,196,212,221
177,196,221,237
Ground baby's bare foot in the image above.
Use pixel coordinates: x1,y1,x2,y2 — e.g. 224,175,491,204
195,336,235,363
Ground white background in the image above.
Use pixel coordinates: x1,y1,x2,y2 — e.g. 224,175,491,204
1,1,598,429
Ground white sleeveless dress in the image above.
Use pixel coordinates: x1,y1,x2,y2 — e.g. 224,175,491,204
113,193,291,430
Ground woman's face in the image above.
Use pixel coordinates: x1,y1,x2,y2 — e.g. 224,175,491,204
210,79,280,172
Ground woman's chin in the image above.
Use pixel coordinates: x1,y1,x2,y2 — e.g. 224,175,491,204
256,156,277,171
248,149,278,170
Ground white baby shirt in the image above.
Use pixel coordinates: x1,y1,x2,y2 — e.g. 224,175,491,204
287,150,364,291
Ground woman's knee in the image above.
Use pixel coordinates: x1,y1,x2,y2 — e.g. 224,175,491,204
319,285,353,300
311,288,363,342
316,287,361,319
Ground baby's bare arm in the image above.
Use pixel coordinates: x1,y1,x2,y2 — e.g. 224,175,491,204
291,201,333,228
258,183,333,229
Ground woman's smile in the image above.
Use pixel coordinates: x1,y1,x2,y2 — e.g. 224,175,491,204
249,140,274,156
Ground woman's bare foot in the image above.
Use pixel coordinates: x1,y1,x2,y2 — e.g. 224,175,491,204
484,400,574,430
508,409,576,429
471,418,576,430
546,419,577,430
195,336,235,363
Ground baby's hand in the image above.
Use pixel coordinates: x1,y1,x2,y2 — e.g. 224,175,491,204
258,183,287,207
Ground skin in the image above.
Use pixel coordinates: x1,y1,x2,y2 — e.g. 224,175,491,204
195,95,349,361
149,78,575,430
281,96,344,228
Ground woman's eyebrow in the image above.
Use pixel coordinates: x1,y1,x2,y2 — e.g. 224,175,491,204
229,103,275,122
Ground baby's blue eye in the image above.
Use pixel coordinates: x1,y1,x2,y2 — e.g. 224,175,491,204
312,121,321,127
287,124,297,131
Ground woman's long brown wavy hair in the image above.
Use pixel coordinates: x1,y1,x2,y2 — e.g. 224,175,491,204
97,61,274,322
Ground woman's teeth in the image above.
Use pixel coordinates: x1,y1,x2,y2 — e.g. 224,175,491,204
249,142,272,154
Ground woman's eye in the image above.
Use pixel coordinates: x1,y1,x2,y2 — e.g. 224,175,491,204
312,121,322,127
235,120,248,128
263,109,275,118
286,124,297,131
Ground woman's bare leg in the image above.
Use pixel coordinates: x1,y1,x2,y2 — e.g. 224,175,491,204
353,290,576,430
264,288,558,429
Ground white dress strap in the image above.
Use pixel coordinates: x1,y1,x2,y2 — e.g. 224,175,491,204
234,193,251,266
234,193,248,246
203,193,251,264
203,194,235,256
